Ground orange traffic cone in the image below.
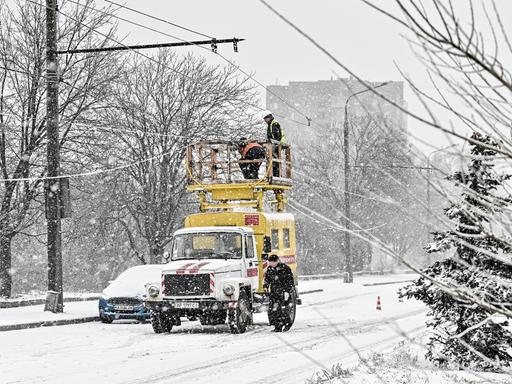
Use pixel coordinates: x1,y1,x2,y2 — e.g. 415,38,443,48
376,296,382,311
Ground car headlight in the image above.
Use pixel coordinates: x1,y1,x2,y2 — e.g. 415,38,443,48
223,283,235,296
148,285,160,298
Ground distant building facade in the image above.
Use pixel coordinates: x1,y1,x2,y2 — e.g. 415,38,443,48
266,78,407,145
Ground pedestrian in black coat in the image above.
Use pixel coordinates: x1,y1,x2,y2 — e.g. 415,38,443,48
264,254,295,332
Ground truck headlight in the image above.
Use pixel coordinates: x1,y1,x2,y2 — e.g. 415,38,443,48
223,283,235,296
148,285,160,298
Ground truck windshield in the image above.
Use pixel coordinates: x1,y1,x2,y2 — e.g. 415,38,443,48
171,232,243,260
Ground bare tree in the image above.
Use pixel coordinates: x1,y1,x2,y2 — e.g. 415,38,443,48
0,0,119,297
92,50,258,264
294,110,423,273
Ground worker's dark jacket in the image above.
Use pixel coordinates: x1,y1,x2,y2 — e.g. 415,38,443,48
241,143,266,161
267,119,285,143
239,143,265,179
264,262,294,295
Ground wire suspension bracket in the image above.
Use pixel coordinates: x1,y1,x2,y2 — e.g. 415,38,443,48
57,37,244,55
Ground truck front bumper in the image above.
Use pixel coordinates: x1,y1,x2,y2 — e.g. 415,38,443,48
145,299,233,314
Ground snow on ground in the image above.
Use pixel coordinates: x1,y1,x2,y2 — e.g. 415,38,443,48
0,300,97,327
1,275,428,384
306,339,512,384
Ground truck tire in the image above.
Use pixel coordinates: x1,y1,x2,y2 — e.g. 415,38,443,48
151,311,164,334
151,311,173,333
283,287,297,331
162,314,173,333
267,287,297,331
228,291,251,334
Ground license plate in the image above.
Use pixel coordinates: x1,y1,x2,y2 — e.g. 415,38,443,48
114,305,134,311
173,302,199,309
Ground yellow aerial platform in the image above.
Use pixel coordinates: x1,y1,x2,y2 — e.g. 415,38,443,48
183,140,297,291
185,140,292,212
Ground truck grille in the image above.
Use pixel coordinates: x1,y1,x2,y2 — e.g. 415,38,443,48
163,274,210,296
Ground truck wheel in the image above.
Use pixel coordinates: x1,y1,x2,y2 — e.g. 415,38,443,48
151,311,173,333
228,291,250,334
283,288,297,331
151,311,164,334
163,314,174,333
267,288,297,330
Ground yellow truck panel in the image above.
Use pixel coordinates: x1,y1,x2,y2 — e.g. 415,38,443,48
185,211,297,293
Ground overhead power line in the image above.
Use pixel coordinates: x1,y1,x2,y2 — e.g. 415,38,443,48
97,0,314,127
0,147,177,182
104,0,212,39
28,0,199,82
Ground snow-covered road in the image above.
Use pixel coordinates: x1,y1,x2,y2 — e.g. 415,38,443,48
0,277,426,384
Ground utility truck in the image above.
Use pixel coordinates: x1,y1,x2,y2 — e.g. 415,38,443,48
144,140,299,334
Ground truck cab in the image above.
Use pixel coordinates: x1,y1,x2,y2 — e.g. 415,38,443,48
144,140,298,334
145,226,259,333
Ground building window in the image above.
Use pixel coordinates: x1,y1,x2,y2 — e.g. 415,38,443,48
283,228,290,249
271,229,279,250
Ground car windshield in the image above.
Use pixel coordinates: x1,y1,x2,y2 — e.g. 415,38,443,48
171,232,243,260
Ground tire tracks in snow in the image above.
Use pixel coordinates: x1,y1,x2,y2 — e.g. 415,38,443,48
248,323,427,384
129,308,426,384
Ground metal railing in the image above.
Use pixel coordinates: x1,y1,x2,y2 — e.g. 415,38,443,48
186,140,292,186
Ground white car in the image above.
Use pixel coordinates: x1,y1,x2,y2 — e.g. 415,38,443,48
99,265,164,323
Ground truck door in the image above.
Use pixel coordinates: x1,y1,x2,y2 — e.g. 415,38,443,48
244,235,259,289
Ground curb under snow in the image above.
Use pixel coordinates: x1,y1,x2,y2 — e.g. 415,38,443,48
0,316,99,332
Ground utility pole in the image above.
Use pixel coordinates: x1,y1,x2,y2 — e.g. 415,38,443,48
45,0,63,312
343,82,389,283
41,1,243,310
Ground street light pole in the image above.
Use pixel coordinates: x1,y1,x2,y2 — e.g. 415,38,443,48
343,82,389,283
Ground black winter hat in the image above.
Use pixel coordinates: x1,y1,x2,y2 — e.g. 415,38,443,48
268,254,279,262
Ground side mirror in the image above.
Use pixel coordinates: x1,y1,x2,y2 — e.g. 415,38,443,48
263,235,272,254
162,251,170,261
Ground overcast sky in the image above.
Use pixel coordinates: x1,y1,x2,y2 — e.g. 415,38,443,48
113,0,475,156
47,1,512,156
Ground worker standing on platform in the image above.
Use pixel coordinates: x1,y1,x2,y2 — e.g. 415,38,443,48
237,138,266,179
262,111,285,177
263,111,285,143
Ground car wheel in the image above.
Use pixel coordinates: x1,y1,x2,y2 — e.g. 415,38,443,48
100,317,113,324
228,291,251,334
